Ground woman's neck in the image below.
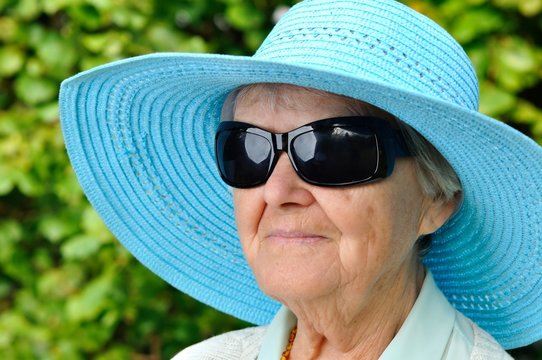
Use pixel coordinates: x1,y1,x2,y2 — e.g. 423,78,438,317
286,262,425,360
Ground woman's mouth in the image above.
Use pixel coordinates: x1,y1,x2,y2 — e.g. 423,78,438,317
266,230,328,244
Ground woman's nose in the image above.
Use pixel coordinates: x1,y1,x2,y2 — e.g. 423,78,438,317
262,154,315,208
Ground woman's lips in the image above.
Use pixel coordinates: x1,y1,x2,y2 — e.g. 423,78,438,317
266,230,328,244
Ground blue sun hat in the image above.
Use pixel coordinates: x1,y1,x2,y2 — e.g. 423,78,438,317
59,0,542,349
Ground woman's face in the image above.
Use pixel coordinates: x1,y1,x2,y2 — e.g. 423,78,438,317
232,85,453,306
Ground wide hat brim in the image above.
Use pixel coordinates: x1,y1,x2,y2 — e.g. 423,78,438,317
59,1,542,350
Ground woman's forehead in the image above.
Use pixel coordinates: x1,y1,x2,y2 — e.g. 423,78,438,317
233,83,395,121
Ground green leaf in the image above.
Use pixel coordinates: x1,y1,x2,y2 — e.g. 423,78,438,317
37,102,59,124
16,170,46,196
11,0,41,20
53,167,85,204
0,17,18,43
0,220,23,263
81,32,115,53
467,45,490,79
497,38,537,73
81,206,113,242
14,74,58,105
479,82,516,116
514,100,542,125
67,4,107,30
493,37,539,91
38,215,78,243
111,7,148,30
0,313,29,347
244,29,267,52
451,8,503,43
532,121,542,144
66,270,115,322
61,235,103,260
225,3,265,30
0,165,15,195
0,45,25,77
519,0,542,17
145,23,186,52
36,34,78,72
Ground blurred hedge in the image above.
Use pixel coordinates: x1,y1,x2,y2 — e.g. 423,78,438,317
0,0,541,359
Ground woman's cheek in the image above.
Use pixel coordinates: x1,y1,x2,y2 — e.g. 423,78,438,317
233,189,264,255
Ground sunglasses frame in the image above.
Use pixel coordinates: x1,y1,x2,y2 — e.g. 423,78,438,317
215,116,411,188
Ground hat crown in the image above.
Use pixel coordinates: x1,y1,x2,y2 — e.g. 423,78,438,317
255,0,479,111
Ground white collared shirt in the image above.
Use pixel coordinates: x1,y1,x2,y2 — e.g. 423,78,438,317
174,272,512,359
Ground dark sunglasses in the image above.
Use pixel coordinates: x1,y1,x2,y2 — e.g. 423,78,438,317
215,116,411,188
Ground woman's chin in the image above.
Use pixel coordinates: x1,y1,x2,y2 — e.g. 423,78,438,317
254,261,340,303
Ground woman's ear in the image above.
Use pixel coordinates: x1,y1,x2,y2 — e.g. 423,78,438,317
418,191,461,236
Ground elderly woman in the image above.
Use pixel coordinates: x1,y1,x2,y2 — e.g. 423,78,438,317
59,0,542,359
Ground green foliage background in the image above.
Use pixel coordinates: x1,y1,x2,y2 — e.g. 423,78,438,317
0,0,541,358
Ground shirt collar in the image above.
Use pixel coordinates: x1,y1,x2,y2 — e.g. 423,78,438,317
379,271,455,359
258,271,456,359
258,305,297,360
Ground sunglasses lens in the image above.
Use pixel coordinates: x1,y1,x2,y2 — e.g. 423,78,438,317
291,127,380,185
216,130,272,187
